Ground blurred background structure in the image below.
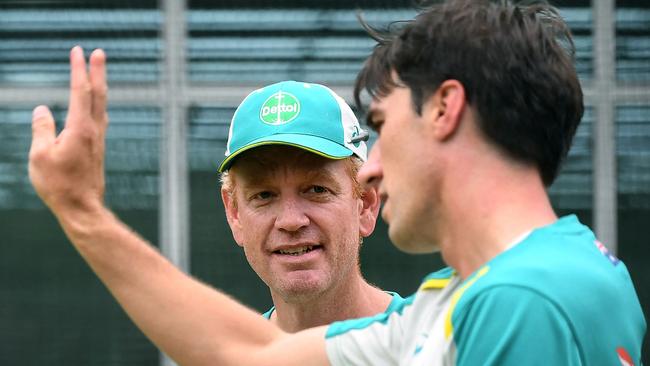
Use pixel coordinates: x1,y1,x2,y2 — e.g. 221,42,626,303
0,0,648,364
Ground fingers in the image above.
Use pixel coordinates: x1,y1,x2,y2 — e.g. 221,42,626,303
89,48,108,125
67,46,92,129
30,105,56,154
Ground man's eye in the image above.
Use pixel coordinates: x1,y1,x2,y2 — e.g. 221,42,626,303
254,191,273,200
309,186,329,194
366,113,384,134
373,120,384,134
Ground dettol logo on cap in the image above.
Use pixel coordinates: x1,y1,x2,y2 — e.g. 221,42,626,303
259,91,301,125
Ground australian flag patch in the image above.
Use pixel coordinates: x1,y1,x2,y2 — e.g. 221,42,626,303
594,240,620,266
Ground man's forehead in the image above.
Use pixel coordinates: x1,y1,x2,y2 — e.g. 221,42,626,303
231,150,347,190
231,145,343,174
367,92,396,118
368,77,407,108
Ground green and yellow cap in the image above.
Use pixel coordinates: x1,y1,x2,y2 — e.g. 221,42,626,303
218,81,368,172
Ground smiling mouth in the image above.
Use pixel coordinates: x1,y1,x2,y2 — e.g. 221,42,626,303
274,245,322,256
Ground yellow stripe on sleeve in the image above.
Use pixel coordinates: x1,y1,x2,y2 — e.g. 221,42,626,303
420,278,452,290
444,266,490,339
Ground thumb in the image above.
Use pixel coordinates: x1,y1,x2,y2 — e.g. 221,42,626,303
30,105,56,153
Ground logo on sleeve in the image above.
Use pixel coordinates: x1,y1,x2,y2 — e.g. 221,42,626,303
617,347,634,366
594,240,620,266
260,91,300,125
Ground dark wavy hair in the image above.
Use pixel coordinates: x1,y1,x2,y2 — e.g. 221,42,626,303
355,0,584,186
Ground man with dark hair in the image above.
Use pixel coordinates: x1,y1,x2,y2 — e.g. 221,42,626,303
28,0,645,365
344,1,645,363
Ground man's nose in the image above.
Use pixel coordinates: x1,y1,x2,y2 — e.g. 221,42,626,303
274,196,310,232
358,145,383,190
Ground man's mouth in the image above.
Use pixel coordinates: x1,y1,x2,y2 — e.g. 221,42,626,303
274,245,322,256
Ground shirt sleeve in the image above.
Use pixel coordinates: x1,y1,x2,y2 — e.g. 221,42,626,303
452,286,582,365
324,298,411,366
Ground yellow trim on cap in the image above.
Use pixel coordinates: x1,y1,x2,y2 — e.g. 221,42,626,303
218,140,348,172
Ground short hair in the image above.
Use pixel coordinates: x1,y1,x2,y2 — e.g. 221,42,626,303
220,156,365,207
355,0,584,186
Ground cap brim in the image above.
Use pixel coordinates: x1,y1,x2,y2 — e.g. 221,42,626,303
218,134,353,172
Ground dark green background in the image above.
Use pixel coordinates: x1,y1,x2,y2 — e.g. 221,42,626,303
1,0,649,364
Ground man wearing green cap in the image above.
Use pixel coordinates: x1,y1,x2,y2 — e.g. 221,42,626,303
27,44,413,348
218,80,404,332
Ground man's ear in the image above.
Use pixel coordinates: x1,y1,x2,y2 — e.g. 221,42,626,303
358,184,380,238
426,79,466,141
221,186,245,248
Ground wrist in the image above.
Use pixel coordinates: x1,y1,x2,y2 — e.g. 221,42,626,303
56,200,115,242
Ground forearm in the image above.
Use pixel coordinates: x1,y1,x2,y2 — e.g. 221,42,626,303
56,205,286,365
30,47,330,366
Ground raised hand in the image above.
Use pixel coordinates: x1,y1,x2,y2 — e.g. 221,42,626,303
29,46,108,216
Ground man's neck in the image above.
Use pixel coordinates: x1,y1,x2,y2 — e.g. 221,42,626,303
268,275,392,333
438,156,558,280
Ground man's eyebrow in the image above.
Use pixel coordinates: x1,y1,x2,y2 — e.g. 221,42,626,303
238,178,271,193
365,108,381,130
305,168,342,192
242,176,270,187
236,168,274,190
